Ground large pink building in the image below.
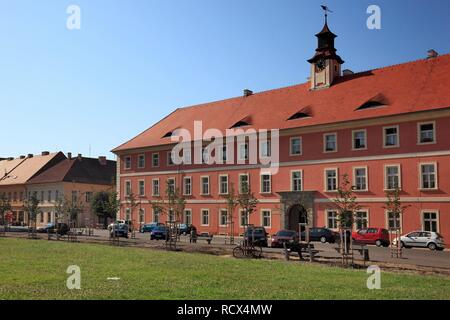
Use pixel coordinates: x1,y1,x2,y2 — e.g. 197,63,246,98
113,21,450,246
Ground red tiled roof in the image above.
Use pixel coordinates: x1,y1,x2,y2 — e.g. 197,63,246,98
112,54,450,153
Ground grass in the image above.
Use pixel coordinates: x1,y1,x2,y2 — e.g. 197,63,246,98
0,238,449,300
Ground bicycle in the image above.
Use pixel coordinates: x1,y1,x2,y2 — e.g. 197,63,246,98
232,240,263,259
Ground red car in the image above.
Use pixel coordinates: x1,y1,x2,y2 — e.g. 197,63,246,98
352,228,390,247
270,230,299,248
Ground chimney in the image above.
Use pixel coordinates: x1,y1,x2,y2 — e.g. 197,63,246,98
342,69,354,76
98,156,107,166
77,154,82,161
243,89,253,97
27,154,33,158
41,151,50,156
7,157,14,161
427,49,438,59
68,152,72,160
20,155,26,159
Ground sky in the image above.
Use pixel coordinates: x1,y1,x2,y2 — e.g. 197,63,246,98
0,0,449,160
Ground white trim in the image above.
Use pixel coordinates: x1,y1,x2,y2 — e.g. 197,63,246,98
352,129,368,151
200,175,210,195
201,208,210,226
183,208,192,225
354,209,370,230
384,164,402,191
353,166,368,192
385,209,403,232
324,209,339,230
260,209,272,228
124,180,132,196
290,170,303,192
239,209,249,227
219,208,228,227
124,156,132,170
167,177,176,193
259,140,271,159
383,125,400,148
138,179,146,197
324,167,338,192
417,121,437,145
151,153,160,167
419,162,438,190
420,210,440,233
183,176,192,196
323,132,338,153
238,173,250,194
120,150,450,178
218,174,229,195
237,142,249,161
137,154,146,169
315,197,450,203
289,137,302,156
167,151,175,166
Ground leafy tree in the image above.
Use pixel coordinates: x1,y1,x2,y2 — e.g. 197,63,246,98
333,174,361,229
237,182,258,229
65,193,84,227
150,181,186,224
91,191,121,228
24,194,40,235
223,183,239,244
125,192,141,231
0,194,12,230
383,187,409,230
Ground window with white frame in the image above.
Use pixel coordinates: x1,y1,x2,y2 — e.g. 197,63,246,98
183,148,192,165
260,140,271,158
238,143,249,161
422,211,438,232
239,174,249,194
418,122,435,144
385,165,401,190
153,209,160,223
167,151,174,166
138,154,145,168
383,126,399,147
420,163,437,189
291,171,302,191
183,177,192,196
152,179,160,196
324,133,337,152
184,209,192,225
139,208,145,223
352,130,367,150
240,210,249,227
261,210,271,227
124,156,131,170
219,209,228,227
201,176,210,195
167,178,175,194
387,211,401,230
219,175,228,194
201,209,209,226
219,145,228,163
260,174,271,193
138,180,145,197
125,208,131,221
326,210,338,229
290,137,302,155
168,209,175,222
152,153,159,167
355,211,368,229
354,167,368,191
325,169,338,192
125,181,132,196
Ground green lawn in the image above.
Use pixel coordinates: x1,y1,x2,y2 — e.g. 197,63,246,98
0,238,449,300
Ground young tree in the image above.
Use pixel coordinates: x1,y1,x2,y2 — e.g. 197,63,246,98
384,187,409,256
65,193,84,228
237,182,259,234
125,192,141,232
223,183,239,244
24,194,40,237
0,194,12,233
333,174,361,229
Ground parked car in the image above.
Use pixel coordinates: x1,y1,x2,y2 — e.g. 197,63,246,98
107,219,131,231
270,230,299,248
150,226,168,240
178,224,194,235
244,227,268,247
141,223,164,233
109,223,129,238
37,223,69,235
393,231,445,251
301,227,338,243
352,228,390,247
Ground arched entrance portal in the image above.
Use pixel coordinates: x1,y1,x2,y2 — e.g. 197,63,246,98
287,204,308,232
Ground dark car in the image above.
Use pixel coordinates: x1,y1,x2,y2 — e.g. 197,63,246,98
178,224,194,235
142,223,164,233
37,223,69,235
110,223,129,238
301,227,338,243
270,230,299,248
150,226,168,240
244,227,269,247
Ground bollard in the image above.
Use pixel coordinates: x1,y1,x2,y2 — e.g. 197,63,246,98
283,243,290,261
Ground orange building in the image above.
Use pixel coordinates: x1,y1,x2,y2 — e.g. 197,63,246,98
112,21,450,245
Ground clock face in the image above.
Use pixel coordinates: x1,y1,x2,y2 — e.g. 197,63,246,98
316,59,326,71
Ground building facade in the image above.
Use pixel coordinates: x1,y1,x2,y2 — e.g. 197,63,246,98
113,20,450,245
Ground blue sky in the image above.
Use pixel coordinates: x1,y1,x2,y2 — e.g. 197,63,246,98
1,0,449,159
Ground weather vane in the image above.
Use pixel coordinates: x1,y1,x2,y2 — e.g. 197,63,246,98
321,5,333,23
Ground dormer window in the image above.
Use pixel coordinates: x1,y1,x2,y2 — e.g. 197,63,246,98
287,112,311,120
356,100,385,110
162,131,173,138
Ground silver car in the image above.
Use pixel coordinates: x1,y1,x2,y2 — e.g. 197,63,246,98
394,231,445,251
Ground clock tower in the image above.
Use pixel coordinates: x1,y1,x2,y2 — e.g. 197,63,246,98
308,15,344,90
